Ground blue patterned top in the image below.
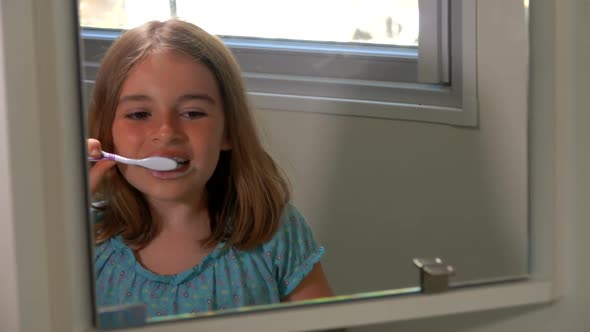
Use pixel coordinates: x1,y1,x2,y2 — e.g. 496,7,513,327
94,203,324,318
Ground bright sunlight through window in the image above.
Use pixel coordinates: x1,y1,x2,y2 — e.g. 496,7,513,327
79,0,419,47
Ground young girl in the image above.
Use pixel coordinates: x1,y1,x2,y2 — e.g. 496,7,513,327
87,19,333,318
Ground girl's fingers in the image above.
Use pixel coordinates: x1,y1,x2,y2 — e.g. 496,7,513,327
87,138,103,160
87,138,116,194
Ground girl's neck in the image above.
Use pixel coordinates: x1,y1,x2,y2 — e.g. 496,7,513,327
147,194,210,236
135,195,214,275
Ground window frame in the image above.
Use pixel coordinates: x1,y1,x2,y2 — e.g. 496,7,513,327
80,0,477,127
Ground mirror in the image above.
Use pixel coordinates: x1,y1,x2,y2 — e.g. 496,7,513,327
79,0,530,329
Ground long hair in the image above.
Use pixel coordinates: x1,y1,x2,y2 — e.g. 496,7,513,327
89,19,290,250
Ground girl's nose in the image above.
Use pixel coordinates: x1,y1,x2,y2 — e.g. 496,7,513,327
150,117,185,144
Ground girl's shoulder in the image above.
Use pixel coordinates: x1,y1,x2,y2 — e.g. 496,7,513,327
259,203,325,296
262,203,317,249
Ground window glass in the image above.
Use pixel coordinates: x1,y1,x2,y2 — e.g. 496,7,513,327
79,0,419,47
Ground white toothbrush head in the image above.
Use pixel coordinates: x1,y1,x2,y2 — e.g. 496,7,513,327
136,156,179,171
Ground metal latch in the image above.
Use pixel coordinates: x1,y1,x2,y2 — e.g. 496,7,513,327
413,257,455,294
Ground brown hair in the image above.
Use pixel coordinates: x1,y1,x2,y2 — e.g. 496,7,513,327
89,19,290,250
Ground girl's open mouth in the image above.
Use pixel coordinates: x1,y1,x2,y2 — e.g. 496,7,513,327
150,158,192,179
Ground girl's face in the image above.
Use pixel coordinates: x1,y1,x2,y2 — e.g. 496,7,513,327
112,51,231,204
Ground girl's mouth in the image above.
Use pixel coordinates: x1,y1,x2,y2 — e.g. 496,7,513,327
171,157,190,168
150,158,192,179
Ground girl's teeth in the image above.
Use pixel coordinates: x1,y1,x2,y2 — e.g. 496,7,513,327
170,157,190,167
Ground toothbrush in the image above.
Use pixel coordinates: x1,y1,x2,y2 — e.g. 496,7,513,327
88,151,179,171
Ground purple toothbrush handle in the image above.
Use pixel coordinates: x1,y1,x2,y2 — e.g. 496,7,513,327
88,151,116,162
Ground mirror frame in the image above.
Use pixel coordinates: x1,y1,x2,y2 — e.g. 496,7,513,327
0,0,561,331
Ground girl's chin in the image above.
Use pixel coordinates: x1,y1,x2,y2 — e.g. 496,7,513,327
140,188,202,203
123,169,208,201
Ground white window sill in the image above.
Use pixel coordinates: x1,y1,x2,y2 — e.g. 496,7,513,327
85,281,553,332
249,91,478,126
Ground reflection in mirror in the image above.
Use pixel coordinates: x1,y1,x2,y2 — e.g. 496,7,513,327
79,0,530,329
88,18,335,324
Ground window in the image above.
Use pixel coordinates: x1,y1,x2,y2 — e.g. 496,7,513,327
79,0,477,126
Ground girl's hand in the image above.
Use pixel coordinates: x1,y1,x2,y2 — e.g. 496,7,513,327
88,138,116,194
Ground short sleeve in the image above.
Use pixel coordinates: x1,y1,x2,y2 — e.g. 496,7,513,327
90,202,112,272
261,203,325,298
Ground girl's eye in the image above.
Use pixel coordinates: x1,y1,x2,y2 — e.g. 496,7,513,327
181,110,206,119
125,111,150,120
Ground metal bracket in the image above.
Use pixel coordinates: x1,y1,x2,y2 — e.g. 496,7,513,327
413,257,455,294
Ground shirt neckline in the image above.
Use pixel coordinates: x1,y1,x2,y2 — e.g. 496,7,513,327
110,235,228,286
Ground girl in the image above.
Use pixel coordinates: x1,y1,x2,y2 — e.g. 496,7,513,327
87,19,333,318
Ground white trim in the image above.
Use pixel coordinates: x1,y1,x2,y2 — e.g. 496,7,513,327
0,0,94,331
460,0,479,126
440,0,450,83
0,5,21,331
249,92,471,125
86,282,553,332
551,0,573,300
418,0,450,84
0,0,53,331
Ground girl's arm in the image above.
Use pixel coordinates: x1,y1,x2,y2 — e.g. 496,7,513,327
282,263,334,301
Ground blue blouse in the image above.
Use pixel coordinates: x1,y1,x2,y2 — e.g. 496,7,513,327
94,203,324,319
